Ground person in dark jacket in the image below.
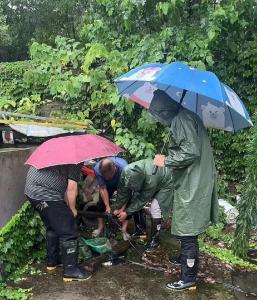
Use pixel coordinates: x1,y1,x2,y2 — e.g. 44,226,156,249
25,164,92,282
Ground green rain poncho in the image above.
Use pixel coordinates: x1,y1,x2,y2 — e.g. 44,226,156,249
116,158,173,220
150,90,218,237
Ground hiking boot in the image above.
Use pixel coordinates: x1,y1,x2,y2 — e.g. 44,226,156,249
62,240,92,282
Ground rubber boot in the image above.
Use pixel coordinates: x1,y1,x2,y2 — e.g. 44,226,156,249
132,210,146,238
62,239,92,282
145,218,161,253
167,236,198,291
166,253,197,291
46,230,62,271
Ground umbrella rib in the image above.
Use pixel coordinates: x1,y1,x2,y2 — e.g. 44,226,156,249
228,106,236,133
119,80,139,96
179,89,187,105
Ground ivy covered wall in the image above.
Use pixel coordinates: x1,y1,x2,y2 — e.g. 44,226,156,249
0,202,44,276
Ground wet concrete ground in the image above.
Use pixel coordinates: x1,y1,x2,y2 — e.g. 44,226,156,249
20,262,235,300
16,227,257,300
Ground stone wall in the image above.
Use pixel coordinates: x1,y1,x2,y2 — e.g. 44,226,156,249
0,147,34,228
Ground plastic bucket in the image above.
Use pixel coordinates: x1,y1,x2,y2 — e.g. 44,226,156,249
83,237,112,254
79,238,93,260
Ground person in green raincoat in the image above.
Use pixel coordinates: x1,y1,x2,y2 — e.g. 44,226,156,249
151,89,218,291
114,158,173,251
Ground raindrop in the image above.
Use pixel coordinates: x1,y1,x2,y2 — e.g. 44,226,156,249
202,80,207,83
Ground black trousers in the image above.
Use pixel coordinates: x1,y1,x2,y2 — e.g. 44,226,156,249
28,197,78,242
133,209,146,232
177,235,199,283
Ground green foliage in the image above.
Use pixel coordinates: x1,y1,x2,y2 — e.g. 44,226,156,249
0,283,32,300
204,224,234,248
200,241,257,270
0,0,256,182
0,201,45,275
1,0,88,61
0,61,29,105
0,3,11,48
8,265,42,284
234,115,257,257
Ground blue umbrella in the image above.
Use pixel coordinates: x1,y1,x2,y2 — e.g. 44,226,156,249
115,62,253,132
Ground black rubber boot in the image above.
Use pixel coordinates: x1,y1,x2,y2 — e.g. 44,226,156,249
180,237,199,284
46,230,62,271
145,218,162,253
167,236,198,291
62,239,92,282
132,210,146,238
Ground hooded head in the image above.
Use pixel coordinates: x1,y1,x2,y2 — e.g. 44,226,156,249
149,90,180,126
119,163,144,192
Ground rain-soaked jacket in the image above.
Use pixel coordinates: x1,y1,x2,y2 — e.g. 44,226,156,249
116,158,173,219
150,90,218,236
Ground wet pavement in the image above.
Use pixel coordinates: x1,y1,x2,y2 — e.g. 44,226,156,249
20,262,236,300
15,228,257,300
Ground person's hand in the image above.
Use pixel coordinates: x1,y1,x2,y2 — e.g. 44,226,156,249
154,154,166,167
71,208,78,218
105,206,111,214
114,208,124,216
117,211,127,221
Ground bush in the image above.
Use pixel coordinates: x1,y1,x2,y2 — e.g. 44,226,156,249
0,201,45,276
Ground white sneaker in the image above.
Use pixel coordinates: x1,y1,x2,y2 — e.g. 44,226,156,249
92,228,102,237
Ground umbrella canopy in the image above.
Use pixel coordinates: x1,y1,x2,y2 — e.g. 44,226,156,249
25,134,123,169
115,62,253,132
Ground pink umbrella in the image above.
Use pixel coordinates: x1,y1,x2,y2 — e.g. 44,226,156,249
25,134,124,169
